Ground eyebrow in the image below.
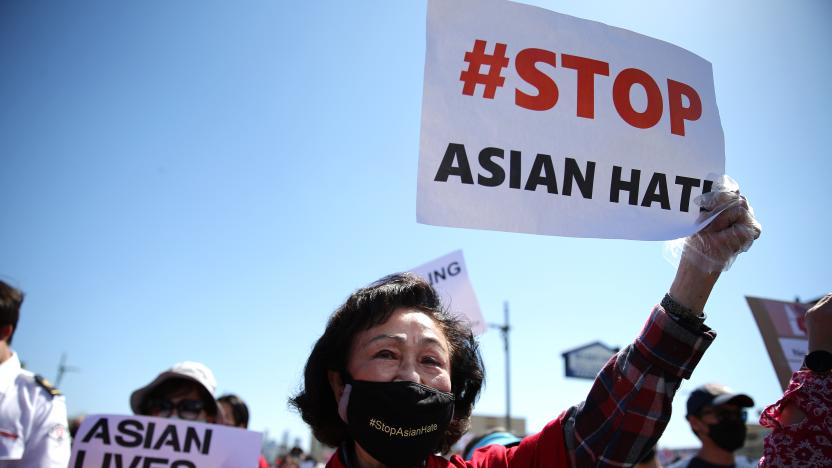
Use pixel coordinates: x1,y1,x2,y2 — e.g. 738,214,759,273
363,334,449,352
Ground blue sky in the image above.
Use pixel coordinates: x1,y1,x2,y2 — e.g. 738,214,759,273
1,0,829,451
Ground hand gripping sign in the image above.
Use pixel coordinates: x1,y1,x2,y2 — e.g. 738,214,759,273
70,414,262,468
410,250,486,335
417,0,725,240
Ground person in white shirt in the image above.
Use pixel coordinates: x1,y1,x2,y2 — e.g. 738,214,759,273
0,280,70,467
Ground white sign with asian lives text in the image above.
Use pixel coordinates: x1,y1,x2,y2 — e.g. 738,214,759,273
418,0,725,240
70,414,262,468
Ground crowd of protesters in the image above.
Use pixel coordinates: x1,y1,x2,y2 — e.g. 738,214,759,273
1,185,829,467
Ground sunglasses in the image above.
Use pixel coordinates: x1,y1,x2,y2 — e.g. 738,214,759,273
698,408,748,423
145,398,207,420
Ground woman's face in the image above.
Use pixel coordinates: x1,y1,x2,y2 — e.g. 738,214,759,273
346,308,452,392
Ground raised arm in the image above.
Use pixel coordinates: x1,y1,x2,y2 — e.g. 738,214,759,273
669,189,760,313
562,182,761,467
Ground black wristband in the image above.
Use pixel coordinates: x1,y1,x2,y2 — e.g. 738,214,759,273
661,293,706,329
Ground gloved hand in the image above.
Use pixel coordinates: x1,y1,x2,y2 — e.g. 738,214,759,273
678,175,762,273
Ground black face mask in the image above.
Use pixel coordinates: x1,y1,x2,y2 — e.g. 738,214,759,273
708,419,747,452
338,379,454,467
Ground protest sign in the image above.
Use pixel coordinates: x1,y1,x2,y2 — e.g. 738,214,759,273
417,0,725,240
410,250,486,334
746,296,811,391
70,414,261,468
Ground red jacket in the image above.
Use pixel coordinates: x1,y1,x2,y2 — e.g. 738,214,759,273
326,413,569,467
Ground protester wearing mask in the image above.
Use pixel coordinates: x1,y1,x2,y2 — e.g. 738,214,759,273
289,184,761,468
667,384,756,468
130,361,222,424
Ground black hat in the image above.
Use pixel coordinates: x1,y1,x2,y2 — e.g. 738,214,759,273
687,383,754,416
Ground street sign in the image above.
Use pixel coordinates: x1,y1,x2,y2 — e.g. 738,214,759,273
561,341,618,380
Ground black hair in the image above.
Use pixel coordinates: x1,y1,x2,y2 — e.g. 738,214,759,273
290,273,484,454
218,394,250,428
0,281,22,345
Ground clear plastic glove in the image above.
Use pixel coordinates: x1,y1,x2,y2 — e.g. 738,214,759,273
664,175,762,273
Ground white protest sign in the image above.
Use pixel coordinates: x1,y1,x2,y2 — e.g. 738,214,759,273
417,0,725,240
70,414,262,468
410,250,486,335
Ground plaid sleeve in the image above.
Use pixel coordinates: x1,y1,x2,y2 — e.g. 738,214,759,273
562,304,716,467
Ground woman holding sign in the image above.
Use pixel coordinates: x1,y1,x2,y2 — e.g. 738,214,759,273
291,187,760,467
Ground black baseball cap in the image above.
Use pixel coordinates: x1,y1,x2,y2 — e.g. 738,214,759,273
686,383,754,416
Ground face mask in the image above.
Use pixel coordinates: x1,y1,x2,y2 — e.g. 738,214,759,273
338,378,454,467
707,419,747,452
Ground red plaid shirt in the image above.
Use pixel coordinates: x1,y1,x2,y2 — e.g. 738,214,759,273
327,304,714,467
563,304,714,466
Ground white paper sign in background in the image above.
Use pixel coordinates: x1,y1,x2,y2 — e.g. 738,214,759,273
417,0,725,240
410,250,486,335
778,338,809,373
70,414,262,468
